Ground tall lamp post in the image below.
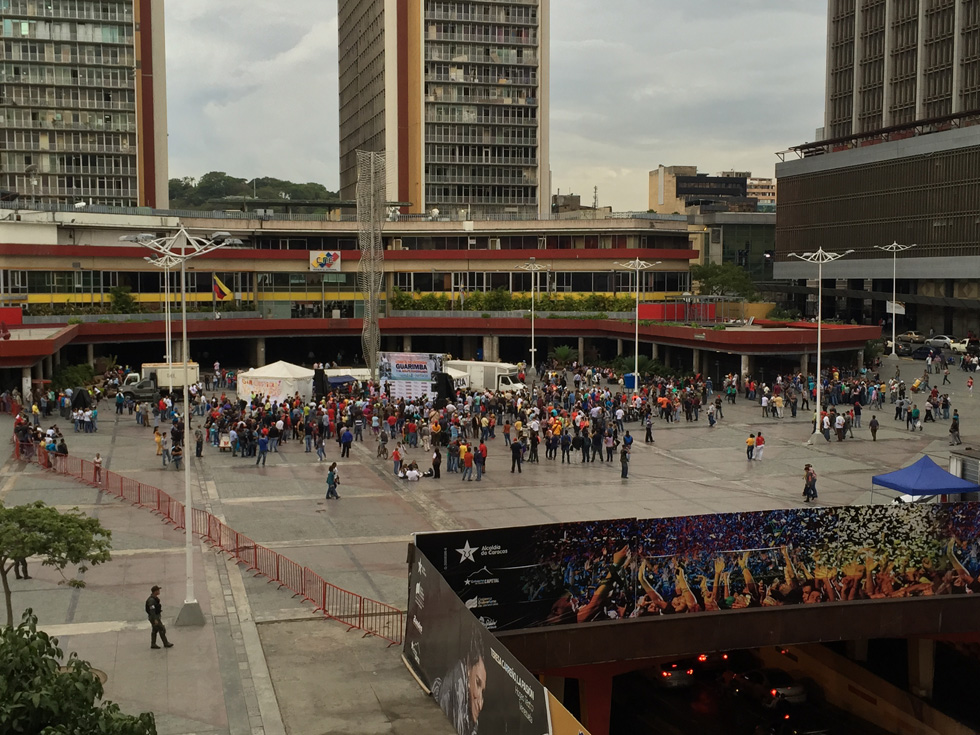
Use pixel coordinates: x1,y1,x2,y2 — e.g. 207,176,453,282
788,248,853,444
516,257,547,376
121,227,241,626
874,241,916,356
615,259,660,393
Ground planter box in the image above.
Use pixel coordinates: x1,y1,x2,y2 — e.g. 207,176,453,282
390,310,635,319
23,311,261,325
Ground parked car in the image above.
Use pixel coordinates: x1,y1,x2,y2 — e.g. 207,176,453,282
896,331,925,343
654,659,696,689
895,342,913,356
925,334,954,349
773,703,833,735
911,346,943,361
732,668,807,708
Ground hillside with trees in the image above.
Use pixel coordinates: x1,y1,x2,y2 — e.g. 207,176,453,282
168,172,339,212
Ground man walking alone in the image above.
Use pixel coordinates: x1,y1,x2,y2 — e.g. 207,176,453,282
145,585,173,650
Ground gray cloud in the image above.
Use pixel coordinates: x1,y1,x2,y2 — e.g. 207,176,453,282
166,0,824,208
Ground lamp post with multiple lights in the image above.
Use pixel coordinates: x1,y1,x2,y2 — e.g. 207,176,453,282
615,259,660,393
121,227,241,625
874,241,916,356
515,257,547,376
788,248,853,444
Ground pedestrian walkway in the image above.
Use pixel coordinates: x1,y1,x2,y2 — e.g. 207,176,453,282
5,357,974,734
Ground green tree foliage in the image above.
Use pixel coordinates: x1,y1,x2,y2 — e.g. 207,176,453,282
168,172,339,210
108,285,139,314
0,610,156,734
548,345,576,366
690,263,759,299
51,362,95,392
0,502,112,627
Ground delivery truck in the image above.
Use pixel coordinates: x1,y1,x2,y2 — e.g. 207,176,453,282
121,361,200,401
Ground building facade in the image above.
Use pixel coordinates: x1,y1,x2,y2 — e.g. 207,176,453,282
648,165,749,215
824,0,980,140
338,0,550,218
0,0,168,208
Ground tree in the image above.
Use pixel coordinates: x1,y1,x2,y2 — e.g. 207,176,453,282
108,285,139,314
0,609,156,734
548,345,577,366
690,262,759,300
0,502,113,628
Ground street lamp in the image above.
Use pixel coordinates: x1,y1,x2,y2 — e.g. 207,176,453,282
788,248,853,444
615,259,660,393
120,227,241,626
516,257,547,376
874,241,916,356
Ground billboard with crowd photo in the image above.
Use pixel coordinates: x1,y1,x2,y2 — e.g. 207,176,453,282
414,503,980,632
379,352,444,401
404,548,589,735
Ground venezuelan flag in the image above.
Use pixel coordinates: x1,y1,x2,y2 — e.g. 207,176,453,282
213,275,232,300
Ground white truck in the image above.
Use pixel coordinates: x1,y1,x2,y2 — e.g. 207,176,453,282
122,361,200,401
445,360,526,394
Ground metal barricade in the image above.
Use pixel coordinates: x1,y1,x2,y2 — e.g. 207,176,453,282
11,432,405,645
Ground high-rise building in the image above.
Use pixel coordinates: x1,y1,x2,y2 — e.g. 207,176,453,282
0,0,168,208
338,0,550,218
824,0,980,140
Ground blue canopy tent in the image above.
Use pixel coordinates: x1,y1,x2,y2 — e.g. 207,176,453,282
327,375,357,386
871,455,979,503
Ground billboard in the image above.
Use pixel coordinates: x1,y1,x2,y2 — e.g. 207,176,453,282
379,352,444,401
309,251,342,272
415,503,980,631
405,548,588,735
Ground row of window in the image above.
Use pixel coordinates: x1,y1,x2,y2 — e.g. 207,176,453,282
0,18,130,44
0,62,132,87
0,39,132,65
1,269,692,299
0,1,131,22
393,270,691,294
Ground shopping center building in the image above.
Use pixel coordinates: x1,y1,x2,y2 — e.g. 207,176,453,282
0,203,878,392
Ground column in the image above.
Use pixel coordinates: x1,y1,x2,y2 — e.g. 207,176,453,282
851,0,864,133
403,335,412,352
255,336,266,366
661,345,671,368
857,349,865,369
881,0,895,126
846,639,869,662
578,675,613,735
86,343,95,367
800,352,809,376
53,349,61,367
577,336,585,365
21,366,32,408
541,675,565,704
483,335,499,363
908,638,935,698
952,0,963,113
616,338,623,356
740,353,750,378
915,0,927,120
42,354,53,380
692,348,702,374
651,343,659,361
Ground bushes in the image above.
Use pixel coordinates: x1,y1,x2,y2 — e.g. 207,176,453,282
388,290,638,313
52,363,95,392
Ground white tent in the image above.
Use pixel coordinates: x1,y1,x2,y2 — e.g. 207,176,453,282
237,360,314,404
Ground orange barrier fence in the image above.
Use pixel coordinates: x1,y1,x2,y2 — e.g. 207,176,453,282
12,439,405,645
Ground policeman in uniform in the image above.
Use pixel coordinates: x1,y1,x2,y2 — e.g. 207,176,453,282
145,584,174,649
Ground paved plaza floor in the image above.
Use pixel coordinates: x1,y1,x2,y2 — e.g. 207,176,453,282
3,355,974,734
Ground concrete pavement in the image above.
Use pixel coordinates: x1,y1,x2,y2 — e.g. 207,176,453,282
4,354,976,734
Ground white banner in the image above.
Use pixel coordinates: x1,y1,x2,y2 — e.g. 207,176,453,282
378,352,444,400
309,251,342,272
886,300,906,315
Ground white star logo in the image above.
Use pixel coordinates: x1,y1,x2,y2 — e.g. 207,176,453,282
417,559,425,576
456,540,477,563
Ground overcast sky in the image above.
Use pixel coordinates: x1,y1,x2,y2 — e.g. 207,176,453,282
165,1,826,211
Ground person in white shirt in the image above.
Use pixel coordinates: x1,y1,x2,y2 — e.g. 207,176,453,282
405,468,421,481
